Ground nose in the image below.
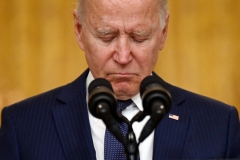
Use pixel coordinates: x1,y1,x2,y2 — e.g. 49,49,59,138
113,36,132,65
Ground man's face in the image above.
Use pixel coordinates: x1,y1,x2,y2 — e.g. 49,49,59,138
74,0,169,100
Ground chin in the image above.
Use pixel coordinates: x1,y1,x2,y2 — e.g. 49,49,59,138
112,83,138,100
114,90,136,100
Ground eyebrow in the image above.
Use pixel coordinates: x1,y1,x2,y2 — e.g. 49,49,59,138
96,28,116,35
96,28,151,37
132,30,151,37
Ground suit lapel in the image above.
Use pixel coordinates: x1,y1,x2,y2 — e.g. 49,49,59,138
52,69,96,160
153,79,191,159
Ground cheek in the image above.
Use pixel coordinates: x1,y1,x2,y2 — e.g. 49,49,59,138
134,45,159,69
84,43,114,77
148,40,161,64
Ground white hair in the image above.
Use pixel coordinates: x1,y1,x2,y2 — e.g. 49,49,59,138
76,0,168,29
159,0,168,29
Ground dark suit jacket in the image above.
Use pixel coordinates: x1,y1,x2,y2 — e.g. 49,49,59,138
1,69,240,160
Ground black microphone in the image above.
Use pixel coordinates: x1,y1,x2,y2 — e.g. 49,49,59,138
88,78,125,144
138,75,171,143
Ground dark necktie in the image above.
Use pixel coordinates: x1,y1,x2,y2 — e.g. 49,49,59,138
104,99,133,160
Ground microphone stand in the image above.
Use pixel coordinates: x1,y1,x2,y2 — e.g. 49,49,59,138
125,127,138,160
115,112,139,160
115,109,166,160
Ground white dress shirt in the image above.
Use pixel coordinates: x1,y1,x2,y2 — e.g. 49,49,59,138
86,72,154,160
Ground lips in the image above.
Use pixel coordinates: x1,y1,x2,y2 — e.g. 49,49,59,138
105,73,135,82
110,73,136,77
109,72,136,75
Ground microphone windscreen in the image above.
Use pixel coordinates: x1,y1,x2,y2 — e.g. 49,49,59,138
88,78,117,119
140,76,165,97
88,78,113,94
140,75,171,115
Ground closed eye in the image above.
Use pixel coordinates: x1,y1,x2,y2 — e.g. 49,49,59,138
131,37,147,43
100,37,115,43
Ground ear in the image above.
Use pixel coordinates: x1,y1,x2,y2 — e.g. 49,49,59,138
159,11,170,51
73,9,85,50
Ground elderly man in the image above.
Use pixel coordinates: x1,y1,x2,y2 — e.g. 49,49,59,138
0,0,240,159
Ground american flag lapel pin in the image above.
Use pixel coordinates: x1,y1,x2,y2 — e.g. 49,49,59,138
169,114,179,120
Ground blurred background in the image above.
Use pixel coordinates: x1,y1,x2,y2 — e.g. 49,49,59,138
1,0,240,124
